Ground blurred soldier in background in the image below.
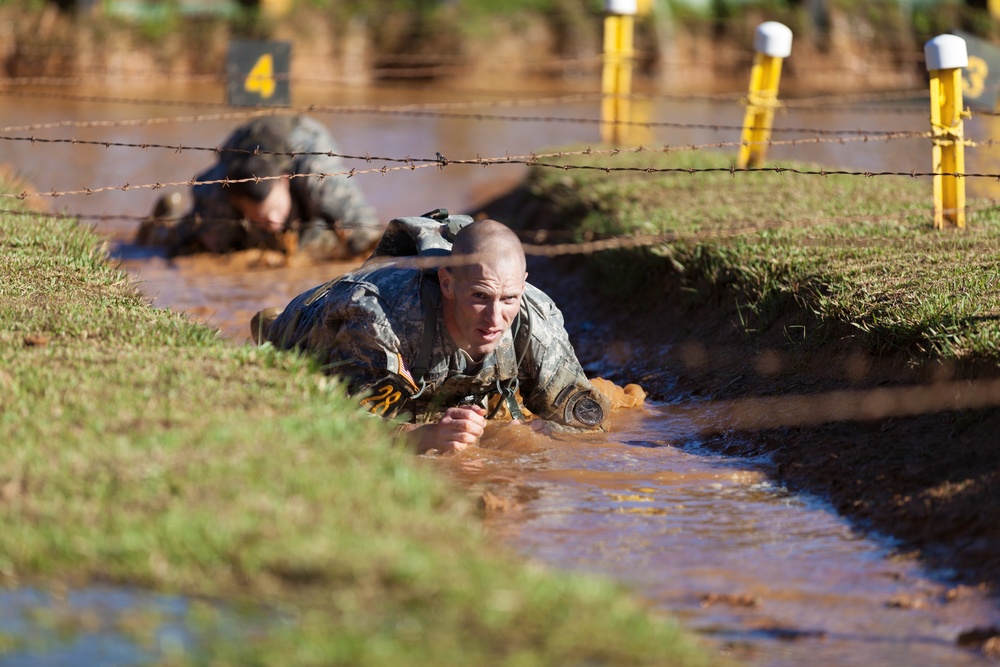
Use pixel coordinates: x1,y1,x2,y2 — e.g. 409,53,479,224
136,114,384,260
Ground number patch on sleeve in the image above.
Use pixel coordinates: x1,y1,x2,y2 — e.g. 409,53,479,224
358,378,413,417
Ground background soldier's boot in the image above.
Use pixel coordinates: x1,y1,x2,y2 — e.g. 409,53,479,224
250,307,283,345
135,192,185,246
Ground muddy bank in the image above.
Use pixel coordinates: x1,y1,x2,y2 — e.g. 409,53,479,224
478,185,1000,599
0,2,930,94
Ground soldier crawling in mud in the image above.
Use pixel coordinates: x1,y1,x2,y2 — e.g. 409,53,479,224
251,210,611,453
136,114,384,260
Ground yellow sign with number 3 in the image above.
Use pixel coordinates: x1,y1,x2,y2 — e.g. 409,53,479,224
963,55,988,100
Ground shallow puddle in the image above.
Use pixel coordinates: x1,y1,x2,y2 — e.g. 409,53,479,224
0,586,270,666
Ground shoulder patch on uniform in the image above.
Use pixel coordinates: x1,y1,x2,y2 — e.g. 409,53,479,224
396,353,419,391
383,350,419,392
558,390,605,427
572,396,605,426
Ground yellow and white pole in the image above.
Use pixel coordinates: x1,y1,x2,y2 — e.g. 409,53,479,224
601,0,637,145
925,34,969,229
737,22,793,169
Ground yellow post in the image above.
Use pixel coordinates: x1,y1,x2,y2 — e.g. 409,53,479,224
601,0,637,145
737,22,792,169
989,0,1000,21
260,0,292,18
925,35,969,229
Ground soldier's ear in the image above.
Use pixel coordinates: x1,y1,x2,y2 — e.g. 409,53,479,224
438,267,454,298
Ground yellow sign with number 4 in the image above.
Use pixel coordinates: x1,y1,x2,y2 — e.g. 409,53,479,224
226,40,290,107
245,53,276,99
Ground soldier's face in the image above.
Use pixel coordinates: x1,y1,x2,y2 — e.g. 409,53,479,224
439,261,526,362
232,177,292,233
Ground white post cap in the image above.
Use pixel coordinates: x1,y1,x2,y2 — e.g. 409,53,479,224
754,21,793,58
924,34,968,71
606,0,637,15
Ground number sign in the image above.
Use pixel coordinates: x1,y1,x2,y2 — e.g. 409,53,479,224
226,39,291,107
952,30,1000,111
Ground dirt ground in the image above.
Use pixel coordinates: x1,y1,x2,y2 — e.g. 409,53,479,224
479,188,1000,607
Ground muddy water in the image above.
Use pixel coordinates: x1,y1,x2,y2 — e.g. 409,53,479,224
446,408,1000,666
5,80,1000,664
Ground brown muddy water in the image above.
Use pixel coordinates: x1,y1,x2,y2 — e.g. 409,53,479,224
4,79,1000,665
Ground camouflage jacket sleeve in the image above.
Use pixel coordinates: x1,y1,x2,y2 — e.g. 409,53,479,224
319,275,424,420
516,284,610,431
264,265,429,420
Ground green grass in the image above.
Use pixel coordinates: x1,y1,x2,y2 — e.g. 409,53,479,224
525,147,1000,362
0,197,715,665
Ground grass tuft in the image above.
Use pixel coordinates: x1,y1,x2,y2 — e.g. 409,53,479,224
525,147,1000,362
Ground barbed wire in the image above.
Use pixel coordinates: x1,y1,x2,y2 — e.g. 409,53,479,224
0,52,919,88
1,70,928,104
4,193,993,251
0,113,927,141
0,56,608,87
0,126,935,167
0,103,940,157
0,93,615,134
2,141,978,203
0,87,234,108
0,88,613,112
0,82,982,245
0,70,703,103
0,86,937,129
0,110,285,134
778,88,927,107
670,376,1000,435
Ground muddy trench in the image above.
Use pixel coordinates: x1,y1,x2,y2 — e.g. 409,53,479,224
484,184,1000,596
447,216,1000,663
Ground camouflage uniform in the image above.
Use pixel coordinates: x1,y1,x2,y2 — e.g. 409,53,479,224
261,213,610,431
165,115,382,257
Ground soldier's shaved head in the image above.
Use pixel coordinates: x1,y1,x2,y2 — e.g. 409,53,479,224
439,219,528,362
450,219,526,276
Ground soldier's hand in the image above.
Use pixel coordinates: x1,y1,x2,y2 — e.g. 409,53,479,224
412,405,487,454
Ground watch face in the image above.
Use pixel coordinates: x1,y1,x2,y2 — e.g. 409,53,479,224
572,396,605,426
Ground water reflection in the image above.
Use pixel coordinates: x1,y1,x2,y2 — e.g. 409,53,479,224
0,586,267,666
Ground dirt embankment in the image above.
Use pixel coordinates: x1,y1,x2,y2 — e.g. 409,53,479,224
0,3,927,94
479,186,1000,597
